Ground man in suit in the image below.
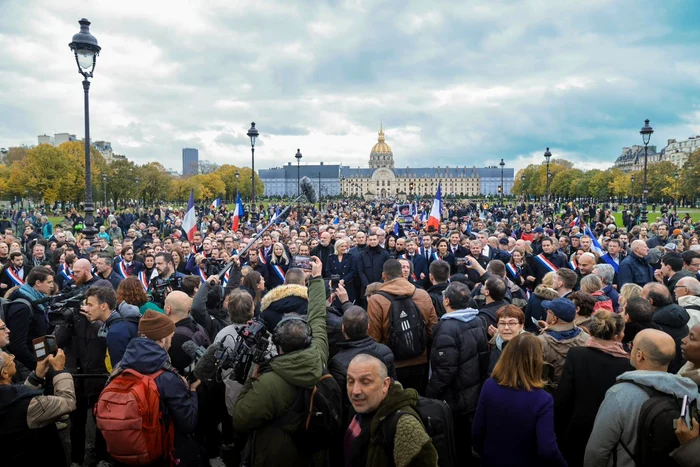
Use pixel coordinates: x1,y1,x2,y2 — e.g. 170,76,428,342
113,246,143,278
404,239,428,284
448,231,468,258
0,252,29,292
420,234,435,261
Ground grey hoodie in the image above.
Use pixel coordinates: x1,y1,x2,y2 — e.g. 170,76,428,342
584,370,699,467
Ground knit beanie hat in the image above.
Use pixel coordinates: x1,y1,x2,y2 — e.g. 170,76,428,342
138,309,175,341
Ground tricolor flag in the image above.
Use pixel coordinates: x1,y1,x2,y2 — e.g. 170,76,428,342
210,198,221,210
183,189,197,242
569,216,580,228
232,192,244,231
584,225,606,257
427,182,442,231
333,216,340,225
271,207,281,224
421,210,428,223
393,221,399,236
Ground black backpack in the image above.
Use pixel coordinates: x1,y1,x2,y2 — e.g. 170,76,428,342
275,368,343,453
174,322,211,348
377,291,427,361
616,381,686,467
377,396,456,467
0,297,33,324
428,291,447,318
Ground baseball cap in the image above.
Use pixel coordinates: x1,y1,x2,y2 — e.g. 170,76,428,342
499,238,509,245
533,227,545,234
541,298,576,323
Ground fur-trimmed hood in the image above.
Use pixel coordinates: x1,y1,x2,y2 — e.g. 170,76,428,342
260,284,308,311
533,284,558,300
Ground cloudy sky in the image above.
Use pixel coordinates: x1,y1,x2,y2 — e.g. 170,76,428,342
1,0,699,175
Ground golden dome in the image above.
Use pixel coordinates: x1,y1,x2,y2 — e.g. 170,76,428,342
370,123,393,155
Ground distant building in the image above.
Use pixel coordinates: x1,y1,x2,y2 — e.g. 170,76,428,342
37,133,77,146
182,148,199,176
259,162,341,198
37,133,121,164
93,141,114,163
613,134,700,172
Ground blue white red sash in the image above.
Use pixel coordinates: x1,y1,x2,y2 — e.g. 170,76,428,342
59,264,74,282
569,259,578,271
412,272,418,281
117,261,129,278
138,271,149,290
197,267,208,283
272,265,286,283
6,267,24,286
222,269,230,287
258,251,267,265
506,262,520,278
535,254,558,272
432,252,440,262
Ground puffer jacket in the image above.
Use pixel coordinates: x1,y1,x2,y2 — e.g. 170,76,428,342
259,283,309,332
367,277,438,368
233,277,328,467
538,325,590,384
524,285,559,332
653,303,690,373
425,308,489,415
103,301,141,370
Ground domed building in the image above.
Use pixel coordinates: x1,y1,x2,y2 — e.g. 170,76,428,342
368,124,394,169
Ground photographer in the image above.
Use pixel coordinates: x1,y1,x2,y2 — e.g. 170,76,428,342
233,256,329,466
192,274,232,342
149,252,186,307
5,266,55,370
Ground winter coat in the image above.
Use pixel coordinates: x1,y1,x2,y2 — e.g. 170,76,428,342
584,370,699,467
345,382,438,467
618,252,654,288
357,245,390,291
473,377,567,467
265,258,290,289
477,299,510,329
5,288,50,370
425,308,489,416
325,254,357,303
118,338,200,467
531,252,568,285
426,282,449,318
666,269,695,297
524,285,559,333
0,372,76,466
191,280,231,341
653,302,690,373
538,325,590,385
233,277,328,467
367,277,438,368
679,294,700,329
103,301,141,370
554,345,633,467
259,283,309,332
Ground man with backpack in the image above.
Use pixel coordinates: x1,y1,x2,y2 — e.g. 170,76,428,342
97,309,200,466
84,285,141,371
233,256,339,466
585,329,699,467
367,259,438,395
165,290,211,375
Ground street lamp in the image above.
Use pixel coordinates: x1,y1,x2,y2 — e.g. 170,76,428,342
318,172,322,211
135,176,140,207
544,147,552,217
499,158,505,201
102,173,107,207
520,175,526,199
247,122,259,214
631,175,635,204
69,18,101,241
639,119,654,223
674,171,680,208
295,149,302,196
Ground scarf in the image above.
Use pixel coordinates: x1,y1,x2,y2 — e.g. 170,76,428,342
17,283,46,312
585,337,629,359
495,330,526,350
679,361,700,386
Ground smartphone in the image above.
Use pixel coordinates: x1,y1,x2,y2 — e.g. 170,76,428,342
32,335,57,361
294,255,311,271
330,274,340,290
455,257,471,267
681,395,693,429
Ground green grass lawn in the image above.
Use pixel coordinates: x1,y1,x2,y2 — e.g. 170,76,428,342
611,208,700,226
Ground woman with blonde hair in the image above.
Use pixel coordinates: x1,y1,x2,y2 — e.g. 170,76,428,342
473,333,567,466
618,282,643,315
266,242,290,289
326,238,356,304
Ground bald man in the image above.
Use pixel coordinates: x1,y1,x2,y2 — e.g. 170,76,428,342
72,258,99,287
165,291,211,375
642,282,690,373
586,329,699,466
618,240,655,288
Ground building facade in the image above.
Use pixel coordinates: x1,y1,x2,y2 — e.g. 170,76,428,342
613,134,700,172
182,148,199,176
259,162,341,198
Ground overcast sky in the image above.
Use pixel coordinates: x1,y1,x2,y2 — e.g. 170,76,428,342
1,0,699,175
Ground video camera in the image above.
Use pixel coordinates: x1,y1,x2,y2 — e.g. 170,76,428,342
45,287,88,326
202,257,227,276
149,275,183,308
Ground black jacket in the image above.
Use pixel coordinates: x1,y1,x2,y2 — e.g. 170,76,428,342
653,303,690,373
425,311,489,416
5,289,50,371
357,246,389,291
258,283,309,332
54,316,108,398
426,282,449,318
477,300,509,329
554,346,633,467
191,281,231,342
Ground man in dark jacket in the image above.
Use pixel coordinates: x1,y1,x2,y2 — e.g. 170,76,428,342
618,240,654,288
310,231,334,276
94,253,123,290
426,260,450,318
117,310,200,466
642,282,690,373
191,276,232,341
165,291,211,375
646,223,670,249
330,306,395,426
258,268,309,331
656,252,694,298
426,281,488,462
476,276,510,328
357,233,390,299
530,237,568,286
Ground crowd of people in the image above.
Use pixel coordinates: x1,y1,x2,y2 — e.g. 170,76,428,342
1,197,700,467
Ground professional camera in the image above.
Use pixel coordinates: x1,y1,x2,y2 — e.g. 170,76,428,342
219,320,272,384
202,257,227,276
149,275,183,307
46,289,87,326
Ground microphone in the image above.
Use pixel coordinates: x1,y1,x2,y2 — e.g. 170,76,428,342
193,342,223,381
300,176,318,204
182,340,206,362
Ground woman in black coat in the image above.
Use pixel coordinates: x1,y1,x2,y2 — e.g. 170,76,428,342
432,238,456,275
325,239,356,304
554,310,633,467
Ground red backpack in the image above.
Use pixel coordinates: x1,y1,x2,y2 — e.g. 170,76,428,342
94,365,175,465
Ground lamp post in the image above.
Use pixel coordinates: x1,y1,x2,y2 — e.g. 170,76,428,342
318,172,322,211
135,176,140,207
102,173,107,207
521,175,526,200
69,18,101,241
499,158,505,202
631,175,635,204
247,122,259,214
295,149,302,196
543,147,552,218
640,119,654,224
674,171,680,208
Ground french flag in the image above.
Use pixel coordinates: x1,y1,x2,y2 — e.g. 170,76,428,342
584,225,606,256
210,198,221,210
183,189,197,242
232,192,244,231
569,216,580,227
427,182,442,231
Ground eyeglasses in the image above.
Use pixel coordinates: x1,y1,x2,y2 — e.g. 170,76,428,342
498,321,521,328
